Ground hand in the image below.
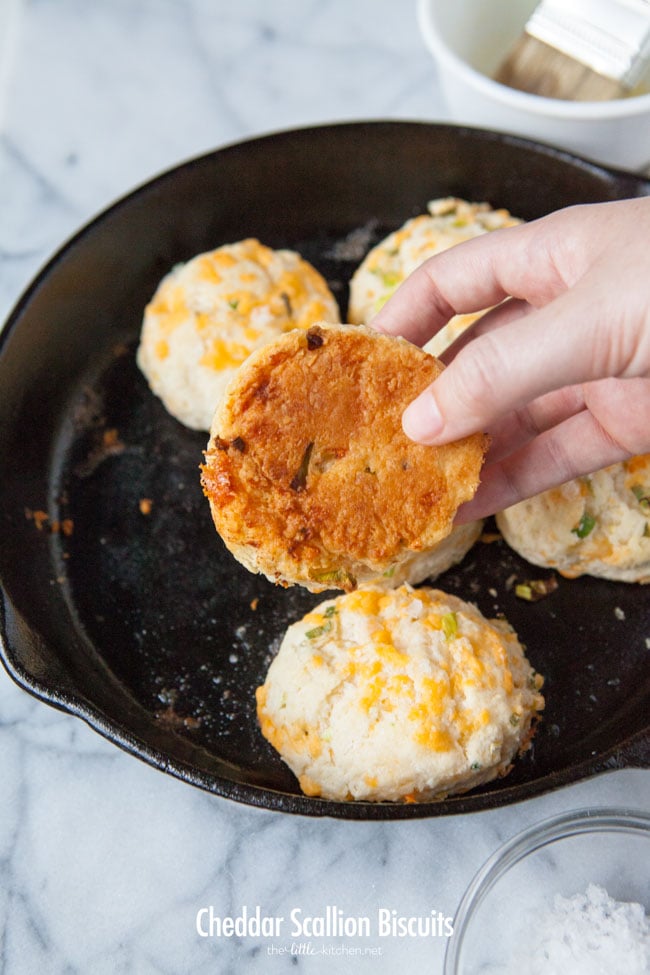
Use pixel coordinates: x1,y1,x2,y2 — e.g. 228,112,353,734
373,198,650,522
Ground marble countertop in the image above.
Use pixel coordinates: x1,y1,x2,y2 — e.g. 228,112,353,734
1,2,648,973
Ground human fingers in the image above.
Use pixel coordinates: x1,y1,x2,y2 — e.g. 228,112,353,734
375,199,650,350
483,385,586,464
372,206,586,347
582,376,650,455
402,276,650,446
455,376,650,522
455,410,627,523
437,297,536,366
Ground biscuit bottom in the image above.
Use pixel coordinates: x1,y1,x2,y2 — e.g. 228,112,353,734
256,585,544,802
201,323,488,592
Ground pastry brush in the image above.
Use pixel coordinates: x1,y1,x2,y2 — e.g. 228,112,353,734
495,0,650,101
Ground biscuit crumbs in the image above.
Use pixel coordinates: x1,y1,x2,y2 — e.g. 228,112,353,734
25,508,74,536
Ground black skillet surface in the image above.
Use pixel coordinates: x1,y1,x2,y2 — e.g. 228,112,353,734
1,121,649,819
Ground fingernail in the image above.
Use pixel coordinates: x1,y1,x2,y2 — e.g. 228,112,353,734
402,392,444,443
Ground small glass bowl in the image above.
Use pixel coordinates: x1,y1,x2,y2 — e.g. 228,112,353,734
445,807,650,974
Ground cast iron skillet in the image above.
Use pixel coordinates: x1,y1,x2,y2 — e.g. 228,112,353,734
1,122,649,819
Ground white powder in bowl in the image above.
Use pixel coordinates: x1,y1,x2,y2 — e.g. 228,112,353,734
508,883,650,975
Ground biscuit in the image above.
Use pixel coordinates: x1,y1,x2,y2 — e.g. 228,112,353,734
201,323,488,592
374,519,484,589
136,239,340,430
348,198,521,355
496,455,650,583
256,585,544,802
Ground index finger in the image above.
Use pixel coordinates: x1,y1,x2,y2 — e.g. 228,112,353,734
371,212,571,347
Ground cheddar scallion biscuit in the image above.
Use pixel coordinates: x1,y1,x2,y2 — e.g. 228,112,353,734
256,585,544,802
137,239,339,430
497,455,650,583
201,323,488,592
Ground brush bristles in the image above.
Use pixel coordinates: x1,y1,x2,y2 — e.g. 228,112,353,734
495,35,627,101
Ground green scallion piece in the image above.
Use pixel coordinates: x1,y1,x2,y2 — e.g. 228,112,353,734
572,513,596,538
311,568,357,589
515,577,558,602
515,583,533,601
381,271,401,288
441,612,458,641
305,621,332,640
631,485,650,512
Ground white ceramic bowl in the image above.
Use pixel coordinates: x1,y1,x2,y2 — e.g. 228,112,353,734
445,807,650,973
417,0,650,171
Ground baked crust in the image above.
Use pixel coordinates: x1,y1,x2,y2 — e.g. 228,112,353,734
201,323,488,591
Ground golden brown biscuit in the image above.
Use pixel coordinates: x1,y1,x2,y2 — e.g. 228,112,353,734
201,323,488,592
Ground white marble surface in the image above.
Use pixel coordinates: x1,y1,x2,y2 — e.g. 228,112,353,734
1,2,648,974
